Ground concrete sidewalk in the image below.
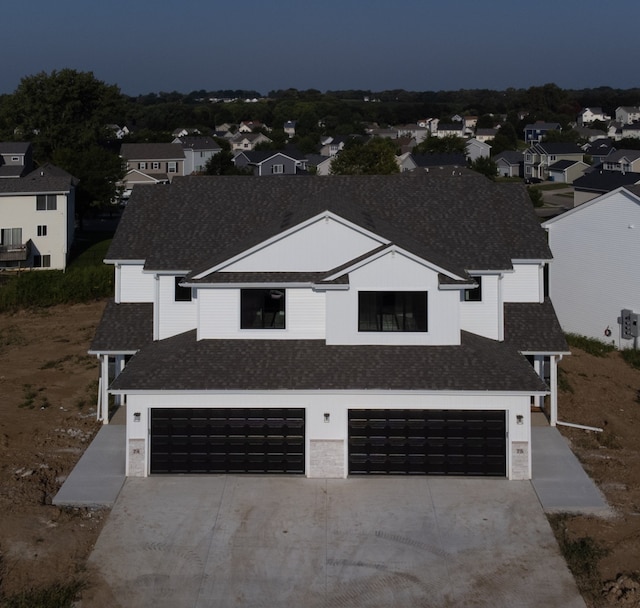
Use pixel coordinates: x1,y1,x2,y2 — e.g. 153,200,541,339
53,424,126,508
53,419,611,517
531,426,612,515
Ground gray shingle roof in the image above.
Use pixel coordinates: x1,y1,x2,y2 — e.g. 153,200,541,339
120,143,185,160
110,330,548,393
107,173,551,275
504,300,569,353
89,300,153,352
0,164,76,194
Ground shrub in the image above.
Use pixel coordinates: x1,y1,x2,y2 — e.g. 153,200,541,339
621,348,640,370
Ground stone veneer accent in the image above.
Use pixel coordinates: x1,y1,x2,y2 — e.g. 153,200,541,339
511,441,529,480
128,439,146,477
308,440,345,478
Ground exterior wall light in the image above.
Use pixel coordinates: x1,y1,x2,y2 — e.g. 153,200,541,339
133,412,141,422
516,415,524,425
324,413,330,423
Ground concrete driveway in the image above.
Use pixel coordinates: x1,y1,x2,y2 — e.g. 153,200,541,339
84,476,586,608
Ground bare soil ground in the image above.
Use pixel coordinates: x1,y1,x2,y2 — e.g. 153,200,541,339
0,301,639,607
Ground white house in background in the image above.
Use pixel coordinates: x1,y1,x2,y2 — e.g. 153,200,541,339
0,163,77,270
577,107,611,126
172,136,222,174
615,107,640,125
543,186,640,347
465,138,491,162
90,174,567,480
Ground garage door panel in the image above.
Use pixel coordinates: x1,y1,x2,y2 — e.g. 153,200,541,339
348,409,506,476
150,408,305,474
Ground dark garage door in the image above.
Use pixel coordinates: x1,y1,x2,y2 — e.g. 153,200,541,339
348,409,506,476
150,408,305,474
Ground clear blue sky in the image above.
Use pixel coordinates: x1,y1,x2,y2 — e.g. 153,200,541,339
3,0,640,96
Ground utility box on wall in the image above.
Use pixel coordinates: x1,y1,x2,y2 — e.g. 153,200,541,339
620,309,640,339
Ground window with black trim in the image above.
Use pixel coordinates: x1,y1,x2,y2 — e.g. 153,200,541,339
241,289,286,329
358,291,427,332
464,276,482,302
37,225,47,237
33,254,51,268
36,195,56,210
174,277,192,302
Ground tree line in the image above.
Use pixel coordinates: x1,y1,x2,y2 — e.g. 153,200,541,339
1,69,639,212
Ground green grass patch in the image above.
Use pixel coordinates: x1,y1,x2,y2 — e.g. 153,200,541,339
534,183,572,191
558,367,573,393
0,240,113,312
565,333,616,357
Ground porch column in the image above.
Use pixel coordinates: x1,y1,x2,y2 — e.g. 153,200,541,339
549,355,558,426
114,355,126,406
533,356,544,409
100,354,110,424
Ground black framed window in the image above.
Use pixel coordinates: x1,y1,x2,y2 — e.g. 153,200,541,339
36,195,56,210
241,289,286,329
464,276,482,302
174,277,192,302
358,291,427,332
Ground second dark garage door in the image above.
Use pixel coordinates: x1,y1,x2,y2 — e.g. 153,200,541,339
348,409,506,476
150,408,305,474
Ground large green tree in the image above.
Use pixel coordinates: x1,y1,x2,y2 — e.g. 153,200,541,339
413,134,466,154
330,137,399,175
5,69,124,158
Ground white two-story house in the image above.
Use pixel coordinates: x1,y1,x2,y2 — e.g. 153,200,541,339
0,163,76,270
90,174,568,480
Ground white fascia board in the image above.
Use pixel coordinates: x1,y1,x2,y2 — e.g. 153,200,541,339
324,245,466,283
511,258,550,264
88,349,139,356
153,269,191,276
183,281,349,291
192,211,390,280
103,259,146,265
109,388,548,397
520,350,571,357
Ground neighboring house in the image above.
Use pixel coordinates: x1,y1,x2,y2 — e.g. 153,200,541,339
410,153,467,170
615,106,640,125
173,136,222,175
621,123,640,140
229,132,272,152
434,123,465,139
577,107,611,126
574,127,609,142
90,173,568,481
465,138,491,162
233,150,308,175
0,163,76,270
582,139,616,166
395,124,429,144
547,159,589,184
494,151,524,178
238,120,267,133
319,136,349,157
524,121,561,143
475,129,498,143
172,127,200,138
524,142,584,181
119,143,186,199
305,154,333,176
572,170,640,206
543,185,640,347
284,121,297,138
0,142,33,178
601,149,640,173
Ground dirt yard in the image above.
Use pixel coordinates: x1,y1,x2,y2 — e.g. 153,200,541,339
0,301,639,607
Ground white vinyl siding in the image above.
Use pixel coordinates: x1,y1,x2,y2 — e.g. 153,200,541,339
157,274,197,339
222,216,382,272
460,274,500,339
326,251,460,346
118,264,155,303
198,288,325,340
501,264,543,303
545,190,640,346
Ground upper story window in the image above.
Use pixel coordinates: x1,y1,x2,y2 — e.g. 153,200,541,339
37,225,47,237
174,277,192,302
138,162,147,170
152,162,160,170
271,164,284,174
36,195,56,210
1,227,22,246
168,162,177,173
241,289,285,329
33,254,51,268
358,291,427,332
464,276,482,302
